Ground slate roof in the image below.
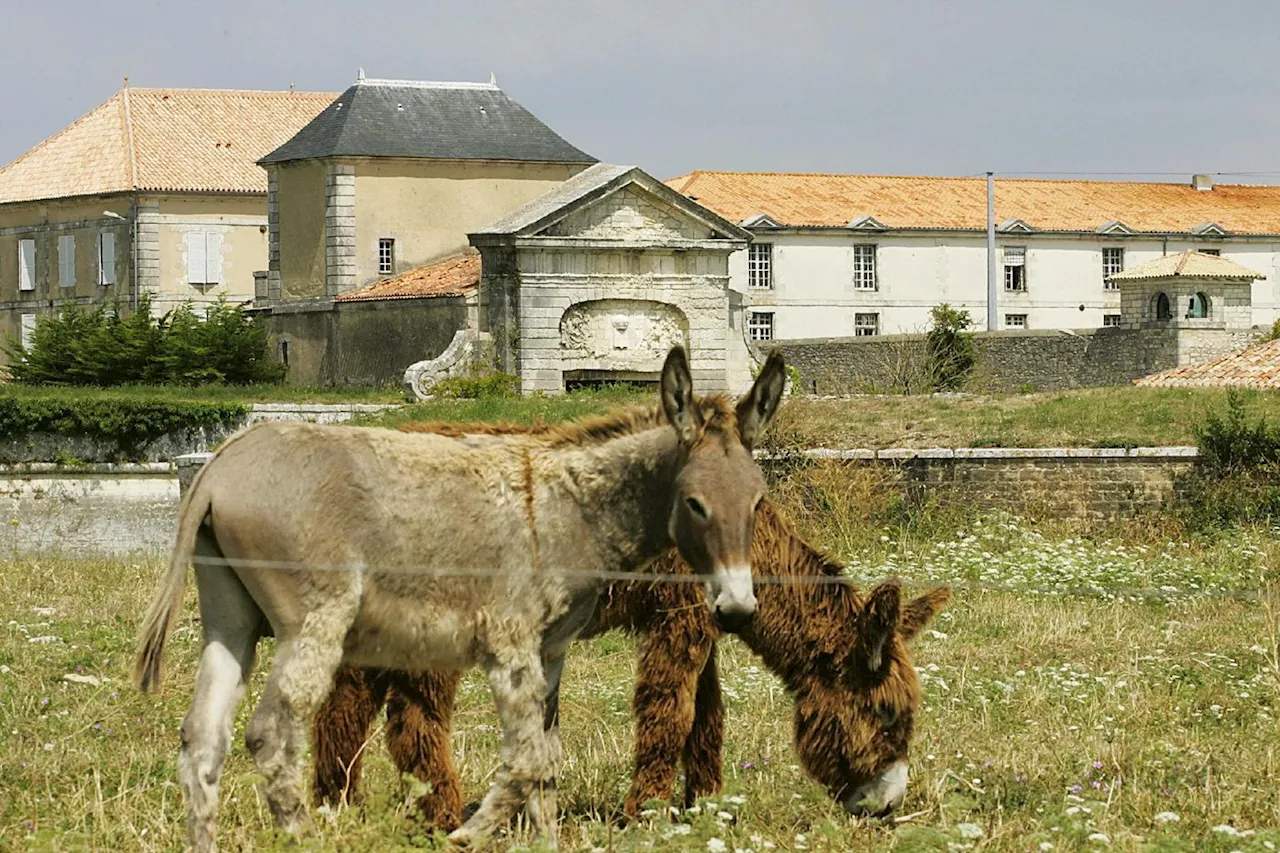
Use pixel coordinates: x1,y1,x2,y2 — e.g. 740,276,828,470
259,78,596,166
1135,338,1280,388
664,171,1280,236
1107,250,1265,282
334,251,480,301
0,87,335,204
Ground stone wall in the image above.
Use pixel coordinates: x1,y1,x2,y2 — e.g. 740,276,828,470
775,328,1181,394
255,296,468,386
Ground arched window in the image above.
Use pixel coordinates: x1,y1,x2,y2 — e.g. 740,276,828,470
1155,292,1172,320
1186,292,1210,319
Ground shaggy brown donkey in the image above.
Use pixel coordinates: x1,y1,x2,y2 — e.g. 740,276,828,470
312,501,949,828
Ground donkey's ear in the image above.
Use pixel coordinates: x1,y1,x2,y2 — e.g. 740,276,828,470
736,350,786,449
661,345,702,446
899,587,951,642
856,580,902,673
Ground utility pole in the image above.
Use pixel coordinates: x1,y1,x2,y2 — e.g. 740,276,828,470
986,171,997,331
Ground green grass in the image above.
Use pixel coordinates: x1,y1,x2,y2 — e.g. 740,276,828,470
0,383,404,405
3,513,1280,851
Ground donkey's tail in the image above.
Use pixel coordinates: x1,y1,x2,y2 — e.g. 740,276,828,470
133,459,214,694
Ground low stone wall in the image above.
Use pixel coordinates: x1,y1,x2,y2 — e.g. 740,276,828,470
775,328,1180,394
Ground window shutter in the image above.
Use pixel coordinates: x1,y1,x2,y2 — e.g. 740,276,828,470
59,235,75,287
1002,246,1025,266
20,313,36,350
99,233,116,285
186,231,206,284
205,233,223,284
18,239,35,291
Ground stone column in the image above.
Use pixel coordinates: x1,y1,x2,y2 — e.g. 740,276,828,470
135,200,161,309
266,167,282,302
324,163,357,297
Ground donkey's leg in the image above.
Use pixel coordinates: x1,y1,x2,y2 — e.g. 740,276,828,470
180,538,264,853
524,654,564,836
448,646,555,848
385,669,464,831
623,621,711,816
682,641,725,806
245,594,357,838
312,666,390,808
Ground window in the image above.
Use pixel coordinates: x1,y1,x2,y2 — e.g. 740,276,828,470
1005,313,1027,329
1003,246,1026,292
854,312,879,336
852,244,877,291
18,239,35,291
1155,292,1172,320
58,235,75,288
19,313,36,350
1187,292,1211,319
748,311,774,341
184,231,224,285
378,238,395,275
279,340,291,367
1103,313,1122,327
98,232,116,285
1199,248,1221,256
1102,247,1123,290
748,242,772,289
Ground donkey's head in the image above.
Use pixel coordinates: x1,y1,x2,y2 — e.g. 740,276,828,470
792,581,951,818
660,346,786,632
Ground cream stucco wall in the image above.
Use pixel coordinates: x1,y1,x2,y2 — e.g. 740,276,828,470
352,159,588,284
147,194,268,314
731,232,1280,339
275,160,328,300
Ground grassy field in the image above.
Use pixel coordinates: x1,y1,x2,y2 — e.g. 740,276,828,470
361,386,1280,450
3,514,1280,852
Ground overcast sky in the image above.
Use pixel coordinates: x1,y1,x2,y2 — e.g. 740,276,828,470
4,0,1279,183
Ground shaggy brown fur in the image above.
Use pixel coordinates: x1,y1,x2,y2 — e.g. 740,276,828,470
312,501,948,826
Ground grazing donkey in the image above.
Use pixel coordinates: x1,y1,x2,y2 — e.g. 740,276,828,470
133,346,787,852
312,500,950,827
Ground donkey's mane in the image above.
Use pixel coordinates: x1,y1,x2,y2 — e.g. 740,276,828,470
397,396,738,449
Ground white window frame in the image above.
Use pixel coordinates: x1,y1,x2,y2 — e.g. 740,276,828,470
1003,246,1026,292
747,310,774,341
58,234,76,288
98,232,117,285
378,238,395,275
1102,247,1123,291
747,242,772,289
1004,313,1028,329
852,244,877,291
1102,313,1122,327
184,231,224,286
20,313,36,350
18,238,36,292
854,312,879,336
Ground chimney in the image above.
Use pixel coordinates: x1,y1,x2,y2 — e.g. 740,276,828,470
1191,174,1214,191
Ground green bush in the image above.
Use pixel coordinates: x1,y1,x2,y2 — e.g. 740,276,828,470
1182,389,1280,527
428,369,519,399
0,395,246,452
4,295,283,387
925,303,976,391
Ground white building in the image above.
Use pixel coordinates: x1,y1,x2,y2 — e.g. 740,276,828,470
664,171,1280,340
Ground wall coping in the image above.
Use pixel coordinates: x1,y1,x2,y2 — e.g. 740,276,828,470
248,403,398,414
0,462,175,476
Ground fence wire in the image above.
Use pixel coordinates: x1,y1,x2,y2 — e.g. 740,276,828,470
183,553,1274,603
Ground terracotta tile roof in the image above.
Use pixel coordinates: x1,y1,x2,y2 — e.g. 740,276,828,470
664,171,1280,235
0,87,335,204
1135,338,1280,388
1108,250,1265,283
335,251,480,302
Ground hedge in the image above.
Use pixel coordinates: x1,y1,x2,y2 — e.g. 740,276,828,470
0,395,247,447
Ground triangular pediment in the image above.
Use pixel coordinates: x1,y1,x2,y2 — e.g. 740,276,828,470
471,163,751,243
847,215,887,231
740,212,783,229
1192,221,1228,236
997,218,1036,233
1097,220,1134,235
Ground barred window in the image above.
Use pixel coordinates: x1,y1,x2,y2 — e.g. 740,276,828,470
747,311,774,341
854,312,879,336
852,244,877,291
1003,246,1026,292
1005,313,1027,329
748,243,772,289
378,238,395,275
1103,313,1121,327
1102,247,1124,290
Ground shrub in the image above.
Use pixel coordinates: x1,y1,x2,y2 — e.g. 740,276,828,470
5,295,282,387
428,369,519,399
1182,389,1280,528
925,303,976,391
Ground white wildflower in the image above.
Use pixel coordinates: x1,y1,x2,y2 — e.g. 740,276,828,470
1086,832,1111,845
956,823,984,839
717,811,734,822
1212,825,1241,837
1153,811,1180,824
1039,843,1054,852
707,839,727,853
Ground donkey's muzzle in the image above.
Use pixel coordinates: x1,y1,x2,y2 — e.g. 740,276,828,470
842,761,908,818
710,565,756,633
